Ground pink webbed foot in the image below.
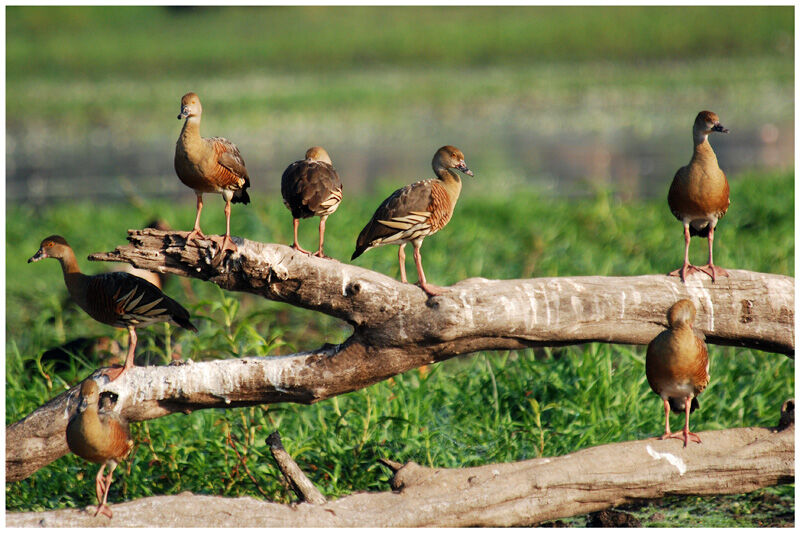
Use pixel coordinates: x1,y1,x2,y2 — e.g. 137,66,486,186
668,264,705,283
419,282,445,297
698,264,729,282
185,227,207,243
291,243,313,255
212,234,239,255
660,430,702,447
99,365,129,382
94,503,113,518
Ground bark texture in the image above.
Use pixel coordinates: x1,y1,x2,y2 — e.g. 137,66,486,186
266,431,327,505
86,229,795,355
6,229,794,482
6,413,794,527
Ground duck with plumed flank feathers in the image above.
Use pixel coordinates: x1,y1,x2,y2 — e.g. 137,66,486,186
281,146,343,257
667,110,730,282
352,146,473,296
28,235,196,381
645,299,709,447
66,379,133,518
175,92,251,253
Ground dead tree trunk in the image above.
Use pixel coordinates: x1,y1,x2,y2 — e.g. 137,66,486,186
6,229,794,482
6,400,794,527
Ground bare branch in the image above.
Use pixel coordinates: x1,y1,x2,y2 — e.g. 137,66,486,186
7,419,794,527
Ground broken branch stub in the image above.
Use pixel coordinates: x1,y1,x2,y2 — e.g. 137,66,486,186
266,431,327,505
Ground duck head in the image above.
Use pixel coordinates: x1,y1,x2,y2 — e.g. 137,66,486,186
433,145,474,177
178,92,202,120
28,235,71,263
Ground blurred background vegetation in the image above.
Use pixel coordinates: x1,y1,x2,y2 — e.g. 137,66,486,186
7,5,793,201
6,5,794,526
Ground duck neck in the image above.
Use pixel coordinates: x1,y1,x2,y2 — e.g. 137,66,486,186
671,320,692,332
691,133,718,166
434,168,463,204
74,401,106,446
179,115,204,149
57,248,88,305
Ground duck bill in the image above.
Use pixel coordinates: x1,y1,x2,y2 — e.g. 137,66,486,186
28,249,45,263
177,107,189,120
457,163,474,176
712,123,729,133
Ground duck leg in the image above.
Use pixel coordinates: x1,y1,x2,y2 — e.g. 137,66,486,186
657,397,672,440
291,218,312,255
185,193,207,242
668,223,704,282
218,195,238,253
698,224,729,282
313,215,329,258
397,244,408,283
412,239,441,296
102,326,136,382
662,397,701,447
94,464,107,510
673,396,702,447
94,462,118,518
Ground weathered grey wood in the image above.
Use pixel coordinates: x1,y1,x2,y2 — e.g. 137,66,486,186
6,229,794,482
88,229,794,355
6,415,794,527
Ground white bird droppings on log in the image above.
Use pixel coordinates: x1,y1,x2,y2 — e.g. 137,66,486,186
646,444,687,475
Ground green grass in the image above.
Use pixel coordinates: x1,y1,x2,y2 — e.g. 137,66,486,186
5,172,794,526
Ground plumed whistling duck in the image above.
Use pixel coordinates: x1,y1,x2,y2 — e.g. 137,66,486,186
667,111,730,282
351,145,473,296
175,92,251,253
66,379,133,518
28,235,196,381
645,299,709,447
281,146,343,257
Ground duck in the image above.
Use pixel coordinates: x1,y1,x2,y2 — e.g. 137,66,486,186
351,146,473,296
66,379,133,518
645,299,709,447
667,110,730,282
175,92,251,253
28,235,197,381
280,146,343,257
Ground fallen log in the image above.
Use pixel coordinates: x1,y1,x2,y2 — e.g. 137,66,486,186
6,400,794,527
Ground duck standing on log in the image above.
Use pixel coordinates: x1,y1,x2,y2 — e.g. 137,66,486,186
280,146,343,257
28,235,197,381
645,299,709,447
352,145,473,296
667,110,730,282
175,92,251,253
66,379,133,518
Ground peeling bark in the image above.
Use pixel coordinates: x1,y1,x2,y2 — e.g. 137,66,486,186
6,416,794,527
6,229,794,482
86,229,795,355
